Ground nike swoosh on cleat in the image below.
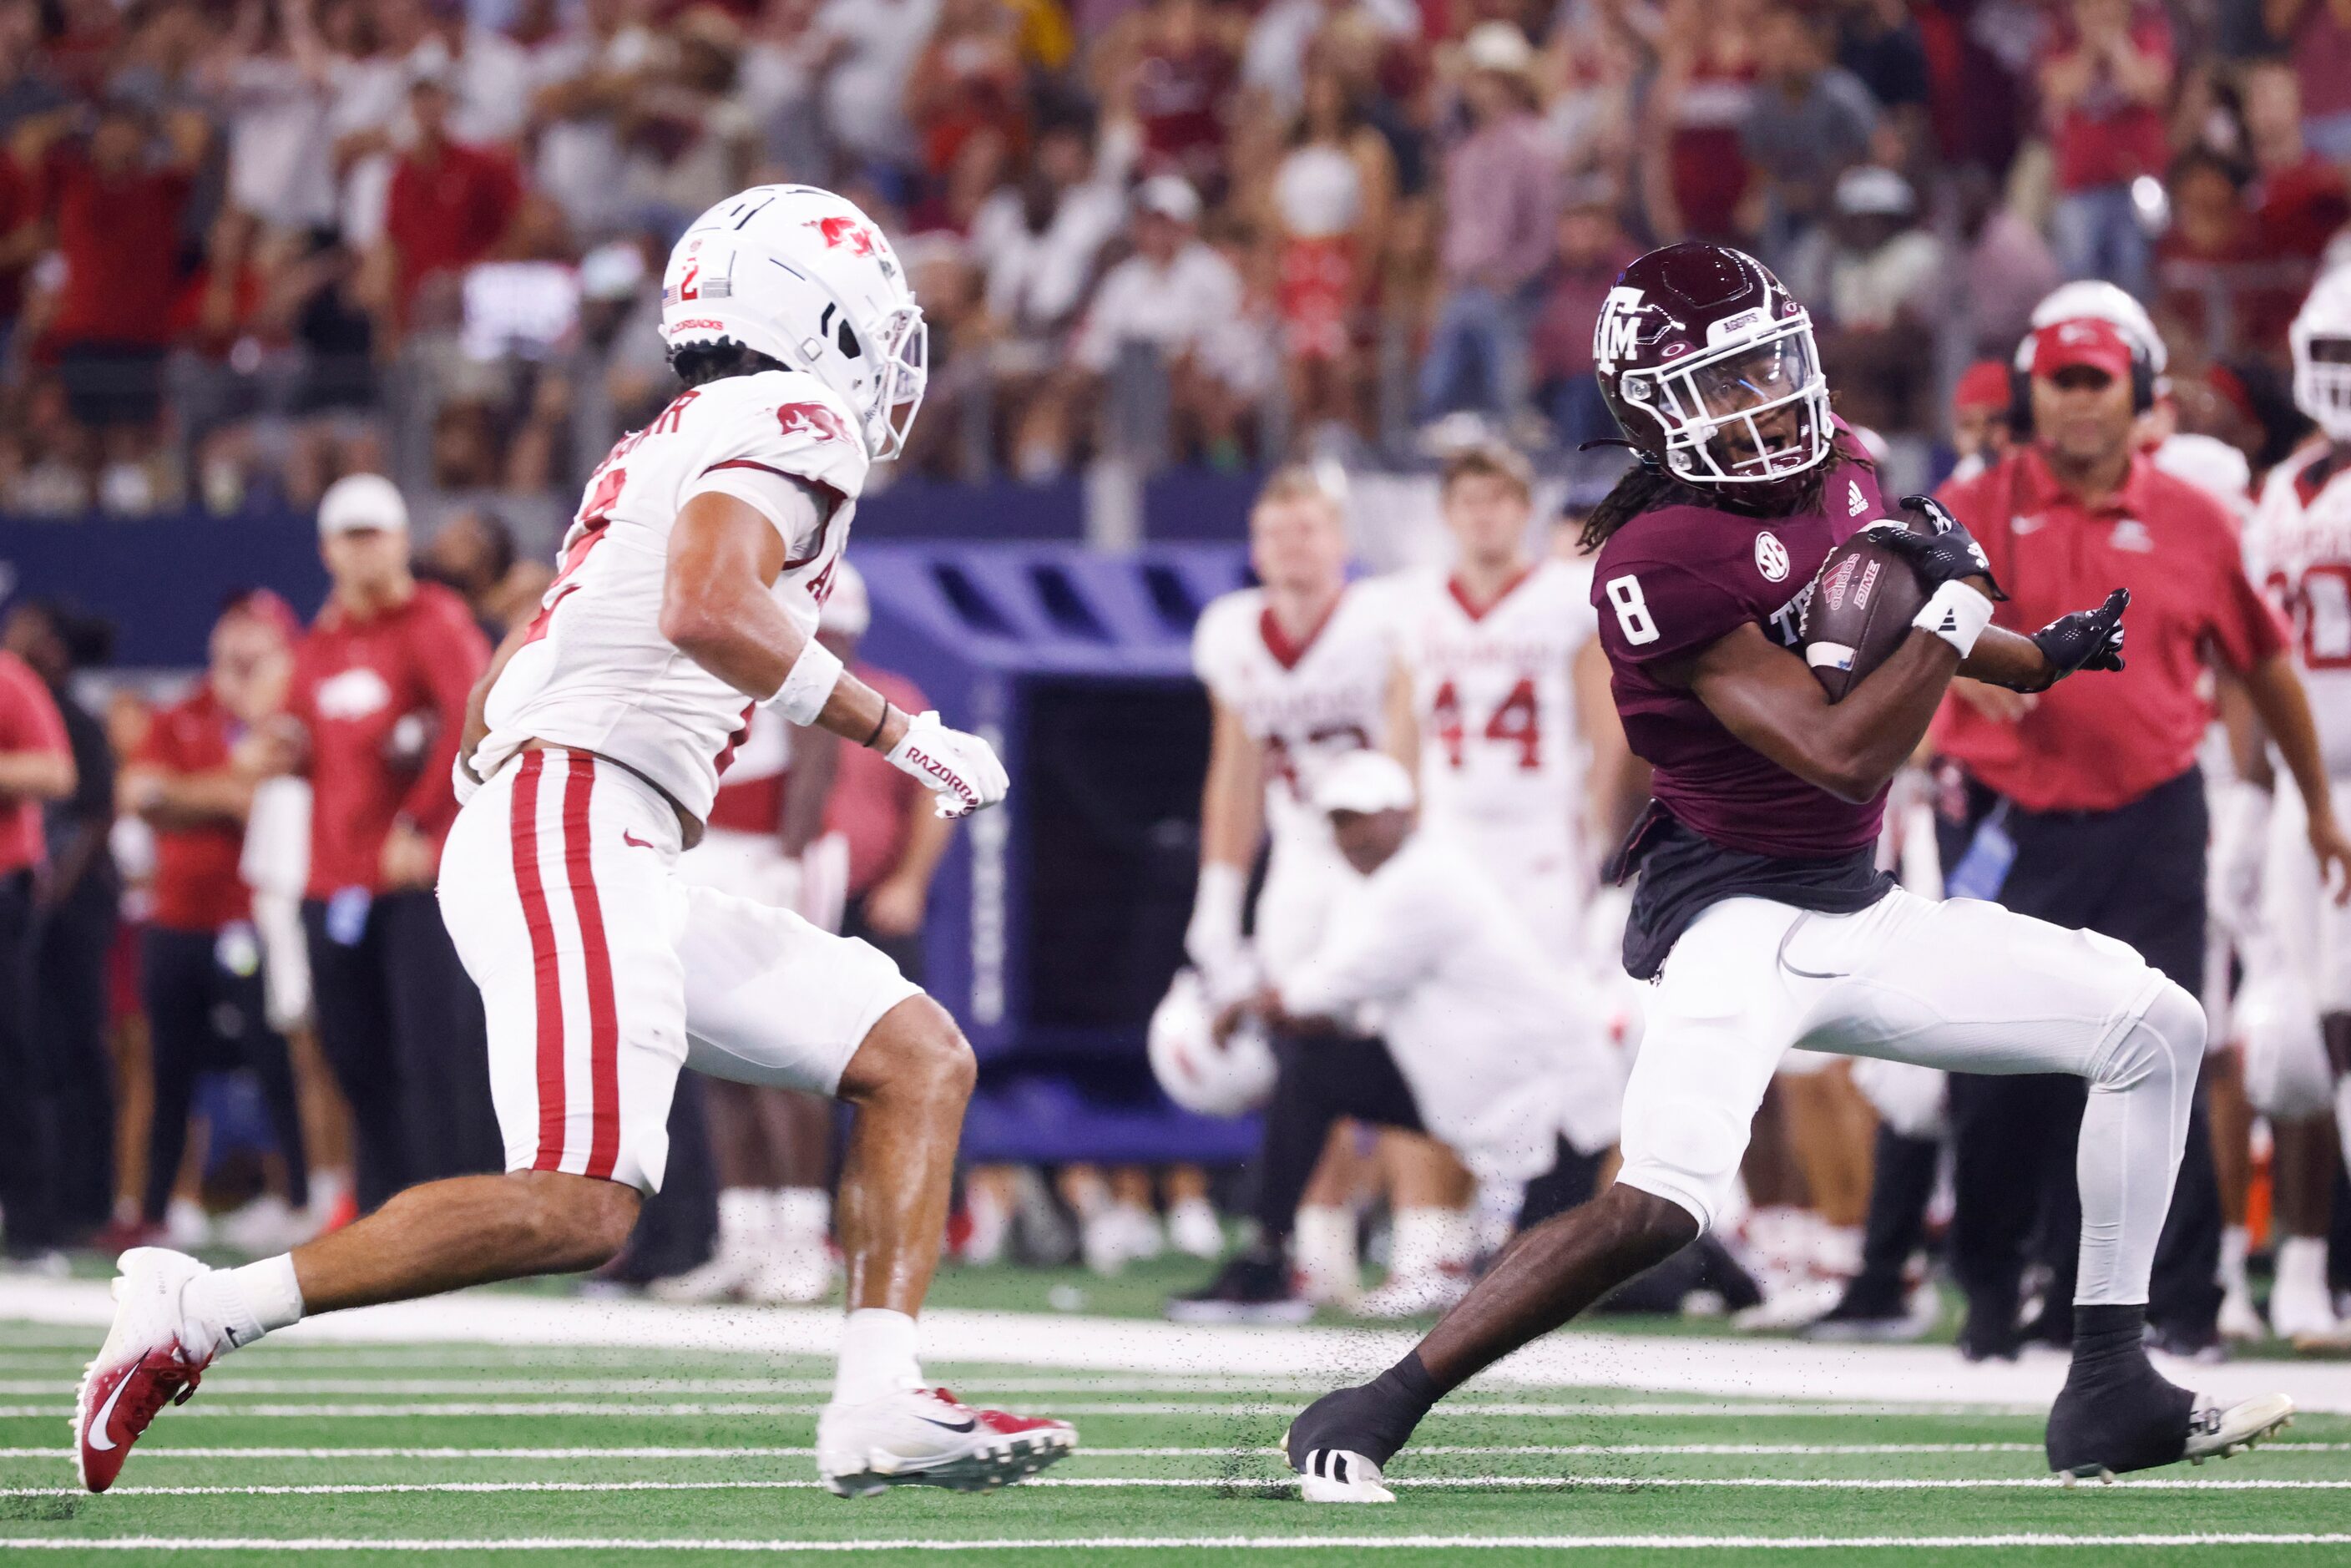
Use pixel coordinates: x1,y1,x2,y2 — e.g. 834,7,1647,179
85,1373,128,1452
917,1414,978,1432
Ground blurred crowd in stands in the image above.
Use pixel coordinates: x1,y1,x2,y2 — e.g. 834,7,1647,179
3,0,2351,536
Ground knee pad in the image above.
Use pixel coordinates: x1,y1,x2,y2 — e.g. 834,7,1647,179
2096,979,2205,1091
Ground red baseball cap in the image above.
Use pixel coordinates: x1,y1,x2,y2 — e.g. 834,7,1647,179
2031,317,2136,382
1952,359,2011,412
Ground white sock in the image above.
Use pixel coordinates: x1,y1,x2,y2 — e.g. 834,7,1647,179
773,1188,832,1248
2221,1225,2251,1292
717,1188,765,1257
1293,1204,1357,1281
2279,1235,2330,1297
1390,1207,1474,1277
184,1254,305,1358
834,1308,922,1405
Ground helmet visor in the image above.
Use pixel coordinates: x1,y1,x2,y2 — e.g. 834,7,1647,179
1636,317,1832,483
873,304,928,461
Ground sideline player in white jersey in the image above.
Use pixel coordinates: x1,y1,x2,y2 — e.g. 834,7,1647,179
1387,440,1632,959
1169,466,1469,1319
75,185,1074,1498
2216,267,2351,1348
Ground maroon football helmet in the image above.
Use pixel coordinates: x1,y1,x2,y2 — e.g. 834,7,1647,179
1593,242,1833,488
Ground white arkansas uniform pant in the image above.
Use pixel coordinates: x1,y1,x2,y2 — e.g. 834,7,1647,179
438,747,921,1192
1620,887,2202,1307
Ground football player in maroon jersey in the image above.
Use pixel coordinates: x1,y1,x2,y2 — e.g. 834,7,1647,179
1283,242,2289,1498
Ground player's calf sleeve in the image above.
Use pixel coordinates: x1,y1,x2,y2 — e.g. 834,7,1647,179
2075,979,2204,1308
183,1255,305,1358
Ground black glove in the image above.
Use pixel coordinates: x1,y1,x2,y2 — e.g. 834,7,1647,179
2020,587,2130,690
1860,494,2009,600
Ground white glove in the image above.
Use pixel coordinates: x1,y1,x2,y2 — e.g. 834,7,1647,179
884,711,1009,819
2210,779,2272,943
1185,861,1248,982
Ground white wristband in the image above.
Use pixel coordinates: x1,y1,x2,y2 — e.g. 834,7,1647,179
1913,580,1995,659
770,638,846,725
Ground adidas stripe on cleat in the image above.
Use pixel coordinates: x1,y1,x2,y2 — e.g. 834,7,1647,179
1291,1441,1396,1504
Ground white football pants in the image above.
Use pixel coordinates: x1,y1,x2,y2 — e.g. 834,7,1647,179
1618,887,2202,1308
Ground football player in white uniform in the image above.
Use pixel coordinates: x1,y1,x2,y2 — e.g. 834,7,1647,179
2214,268,2351,1348
1170,466,1466,1318
75,186,1074,1498
1388,440,1632,959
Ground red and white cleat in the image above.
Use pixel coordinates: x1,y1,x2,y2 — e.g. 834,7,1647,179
817,1385,1077,1497
74,1248,213,1493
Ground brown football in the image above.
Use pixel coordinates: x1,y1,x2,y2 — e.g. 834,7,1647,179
1799,511,1929,702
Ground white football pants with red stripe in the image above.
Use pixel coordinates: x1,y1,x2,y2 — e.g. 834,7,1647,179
438,746,922,1192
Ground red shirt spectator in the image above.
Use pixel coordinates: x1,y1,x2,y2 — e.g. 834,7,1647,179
134,686,251,932
288,580,488,898
1935,445,2284,814
0,650,68,876
383,79,521,321
2040,1,2172,194
43,134,193,348
827,664,931,896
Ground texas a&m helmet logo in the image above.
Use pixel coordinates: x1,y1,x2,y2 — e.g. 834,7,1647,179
1593,286,1684,374
778,402,852,444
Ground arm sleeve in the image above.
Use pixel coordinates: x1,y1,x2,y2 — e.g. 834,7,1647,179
1279,868,1449,1017
395,596,492,837
1590,558,1753,669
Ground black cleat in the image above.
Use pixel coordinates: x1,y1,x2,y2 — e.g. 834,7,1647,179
1802,1280,1923,1343
1165,1252,1312,1324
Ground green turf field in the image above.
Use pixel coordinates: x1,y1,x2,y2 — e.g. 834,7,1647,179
1,1313,2348,1565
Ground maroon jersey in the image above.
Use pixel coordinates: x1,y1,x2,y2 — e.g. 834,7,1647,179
1590,448,1890,859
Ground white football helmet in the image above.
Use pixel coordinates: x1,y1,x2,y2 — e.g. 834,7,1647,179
1148,969,1277,1119
2291,267,2351,442
2020,280,2166,376
661,185,927,461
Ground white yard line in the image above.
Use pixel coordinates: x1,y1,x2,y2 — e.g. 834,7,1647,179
13,1277,2351,1413
9,1441,2351,1460
0,1401,2069,1419
12,1474,2351,1498
5,1535,2351,1553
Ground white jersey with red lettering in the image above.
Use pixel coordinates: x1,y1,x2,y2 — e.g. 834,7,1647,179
2249,445,2351,774
473,367,868,823
1191,582,1395,983
1390,558,1599,954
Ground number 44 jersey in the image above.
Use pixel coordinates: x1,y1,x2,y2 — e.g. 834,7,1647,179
2251,447,2351,772
474,368,871,822
1391,559,1599,952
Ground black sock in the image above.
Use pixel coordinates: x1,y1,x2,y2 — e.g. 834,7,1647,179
2070,1302,2147,1371
1287,1350,1442,1470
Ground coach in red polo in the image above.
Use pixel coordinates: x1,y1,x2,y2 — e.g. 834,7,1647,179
1935,314,2351,1359
280,474,495,1212
0,644,73,1257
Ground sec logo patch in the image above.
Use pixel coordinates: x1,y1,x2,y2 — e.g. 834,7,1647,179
1754,531,1790,583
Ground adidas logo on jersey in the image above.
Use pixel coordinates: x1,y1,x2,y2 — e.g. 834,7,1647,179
1848,479,1868,516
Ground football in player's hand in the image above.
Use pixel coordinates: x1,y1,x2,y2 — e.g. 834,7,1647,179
1799,508,1930,703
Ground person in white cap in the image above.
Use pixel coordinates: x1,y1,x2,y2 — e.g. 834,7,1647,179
652,564,877,1308
1069,174,1260,468
75,186,1073,1501
268,473,499,1216
1218,748,1622,1318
